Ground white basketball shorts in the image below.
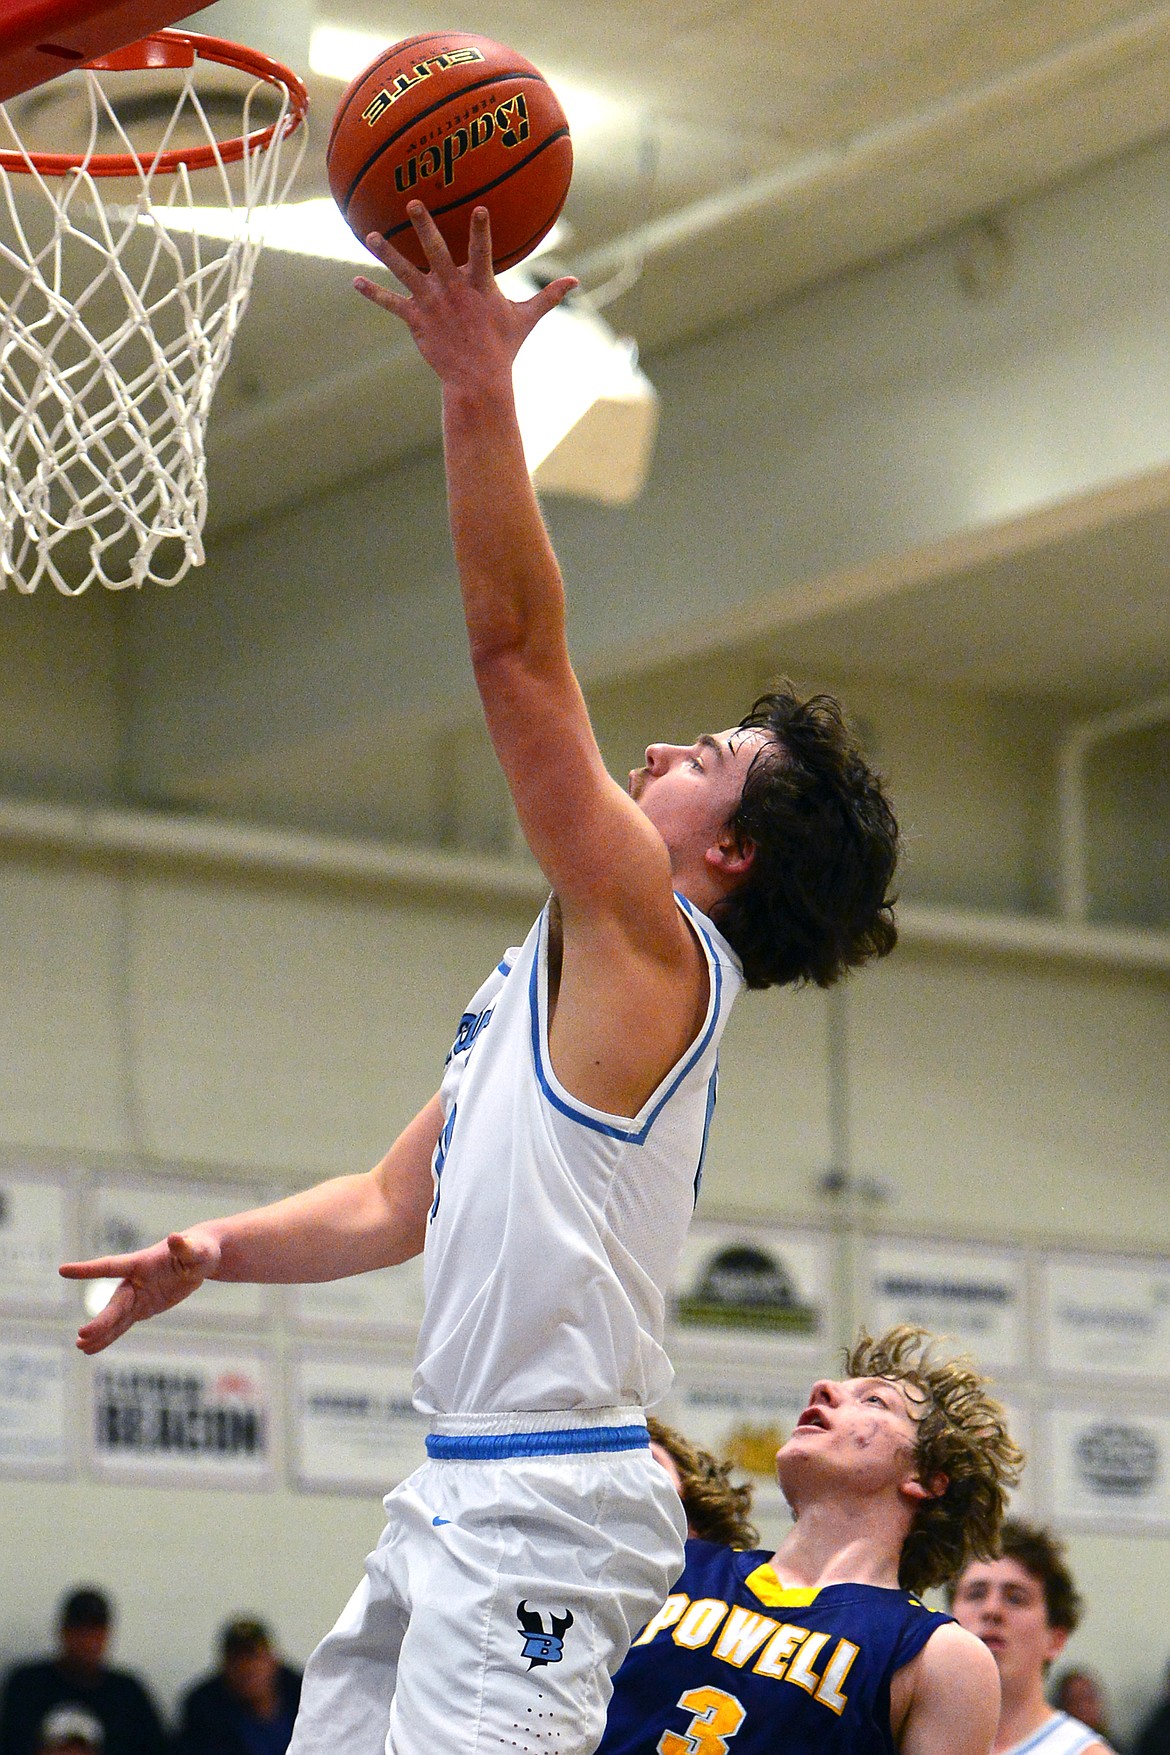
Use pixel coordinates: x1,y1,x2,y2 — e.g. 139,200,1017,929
287,1410,686,1755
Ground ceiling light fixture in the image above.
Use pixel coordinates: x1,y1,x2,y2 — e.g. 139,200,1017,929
507,274,658,504
140,198,567,270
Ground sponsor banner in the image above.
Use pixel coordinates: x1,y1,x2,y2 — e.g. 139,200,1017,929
658,1356,810,1481
999,1398,1035,1513
655,1358,808,1548
864,1238,1027,1373
1042,1255,1170,1379
293,1258,426,1337
91,1342,273,1485
0,1333,71,1475
0,1172,71,1313
1047,1403,1170,1527
671,1222,833,1355
291,1349,427,1492
86,1179,268,1325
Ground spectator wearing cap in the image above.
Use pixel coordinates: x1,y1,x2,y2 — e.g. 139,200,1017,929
173,1619,301,1755
0,1588,166,1755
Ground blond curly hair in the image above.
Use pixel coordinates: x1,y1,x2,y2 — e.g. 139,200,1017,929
647,1416,759,1549
844,1326,1024,1596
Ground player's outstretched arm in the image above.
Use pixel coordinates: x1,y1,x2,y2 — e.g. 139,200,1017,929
895,1622,1000,1755
60,1095,443,1354
355,205,684,943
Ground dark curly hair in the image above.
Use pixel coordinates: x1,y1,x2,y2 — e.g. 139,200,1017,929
712,686,899,989
647,1416,759,1548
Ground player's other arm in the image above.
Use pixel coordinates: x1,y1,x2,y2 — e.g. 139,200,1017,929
60,1094,443,1354
357,207,684,943
894,1622,1001,1755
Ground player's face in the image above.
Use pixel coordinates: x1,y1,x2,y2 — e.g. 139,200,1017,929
628,727,770,875
950,1557,1068,1689
774,1374,926,1502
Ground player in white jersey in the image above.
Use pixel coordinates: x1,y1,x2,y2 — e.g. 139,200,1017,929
950,1519,1114,1755
60,203,900,1755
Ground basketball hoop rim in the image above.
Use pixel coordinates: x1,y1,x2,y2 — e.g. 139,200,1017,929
0,29,309,177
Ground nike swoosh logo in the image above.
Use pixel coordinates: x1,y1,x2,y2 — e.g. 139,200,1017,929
432,1516,451,1527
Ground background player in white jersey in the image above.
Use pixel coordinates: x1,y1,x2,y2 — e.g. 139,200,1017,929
59,204,900,1755
602,1325,1023,1755
950,1519,1114,1755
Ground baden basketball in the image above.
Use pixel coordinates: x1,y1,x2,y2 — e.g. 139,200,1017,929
327,33,572,273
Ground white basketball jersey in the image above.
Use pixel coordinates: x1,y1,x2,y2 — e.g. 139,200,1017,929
1003,1715,1109,1755
412,894,744,1417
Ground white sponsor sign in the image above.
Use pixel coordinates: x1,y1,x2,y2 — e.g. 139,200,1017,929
1042,1255,1170,1379
671,1222,832,1356
1047,1403,1170,1527
86,1179,268,1325
0,1335,71,1475
658,1356,811,1481
0,1173,70,1313
999,1398,1034,1513
293,1257,426,1337
865,1238,1027,1373
91,1342,273,1485
292,1349,427,1491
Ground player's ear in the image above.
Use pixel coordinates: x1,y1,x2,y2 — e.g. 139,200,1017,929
706,826,755,880
1044,1625,1070,1667
901,1470,948,1505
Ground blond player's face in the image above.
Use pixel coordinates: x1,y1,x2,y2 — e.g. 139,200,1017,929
775,1374,926,1500
950,1557,1068,1687
628,727,769,870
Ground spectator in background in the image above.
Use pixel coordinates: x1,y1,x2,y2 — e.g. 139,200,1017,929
0,1588,166,1755
647,1415,759,1548
174,1619,301,1755
950,1518,1113,1755
1055,1671,1114,1745
1133,1660,1170,1755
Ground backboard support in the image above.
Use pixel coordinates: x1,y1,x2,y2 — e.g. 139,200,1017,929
0,0,208,102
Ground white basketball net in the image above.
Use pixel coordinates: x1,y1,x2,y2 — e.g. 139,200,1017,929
0,51,306,593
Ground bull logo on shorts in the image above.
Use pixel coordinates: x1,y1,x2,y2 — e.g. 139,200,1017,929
516,1601,574,1668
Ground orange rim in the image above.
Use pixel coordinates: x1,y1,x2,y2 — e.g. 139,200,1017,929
0,29,309,177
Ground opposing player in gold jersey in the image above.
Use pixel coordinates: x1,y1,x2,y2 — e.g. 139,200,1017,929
601,1327,1023,1755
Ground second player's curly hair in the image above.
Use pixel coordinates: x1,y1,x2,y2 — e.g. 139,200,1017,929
647,1416,759,1549
845,1325,1024,1597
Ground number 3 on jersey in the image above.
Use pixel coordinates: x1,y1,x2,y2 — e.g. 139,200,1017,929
430,1103,457,1220
658,1685,747,1755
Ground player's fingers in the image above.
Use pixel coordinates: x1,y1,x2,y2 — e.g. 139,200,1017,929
60,1253,144,1281
353,274,412,319
166,1231,215,1274
406,201,457,278
467,206,494,289
519,275,579,329
362,231,426,292
76,1282,137,1355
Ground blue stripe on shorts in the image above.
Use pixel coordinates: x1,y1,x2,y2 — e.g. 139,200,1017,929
425,1424,650,1461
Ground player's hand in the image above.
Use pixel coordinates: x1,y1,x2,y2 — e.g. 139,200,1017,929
353,202,577,383
60,1230,221,1355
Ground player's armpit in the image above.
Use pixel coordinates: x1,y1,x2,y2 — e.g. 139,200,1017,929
893,1623,1000,1755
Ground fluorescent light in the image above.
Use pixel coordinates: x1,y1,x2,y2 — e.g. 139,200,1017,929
309,22,397,83
140,198,567,269
508,276,659,501
308,22,619,138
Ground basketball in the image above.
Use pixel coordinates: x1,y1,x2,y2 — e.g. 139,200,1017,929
327,33,573,273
